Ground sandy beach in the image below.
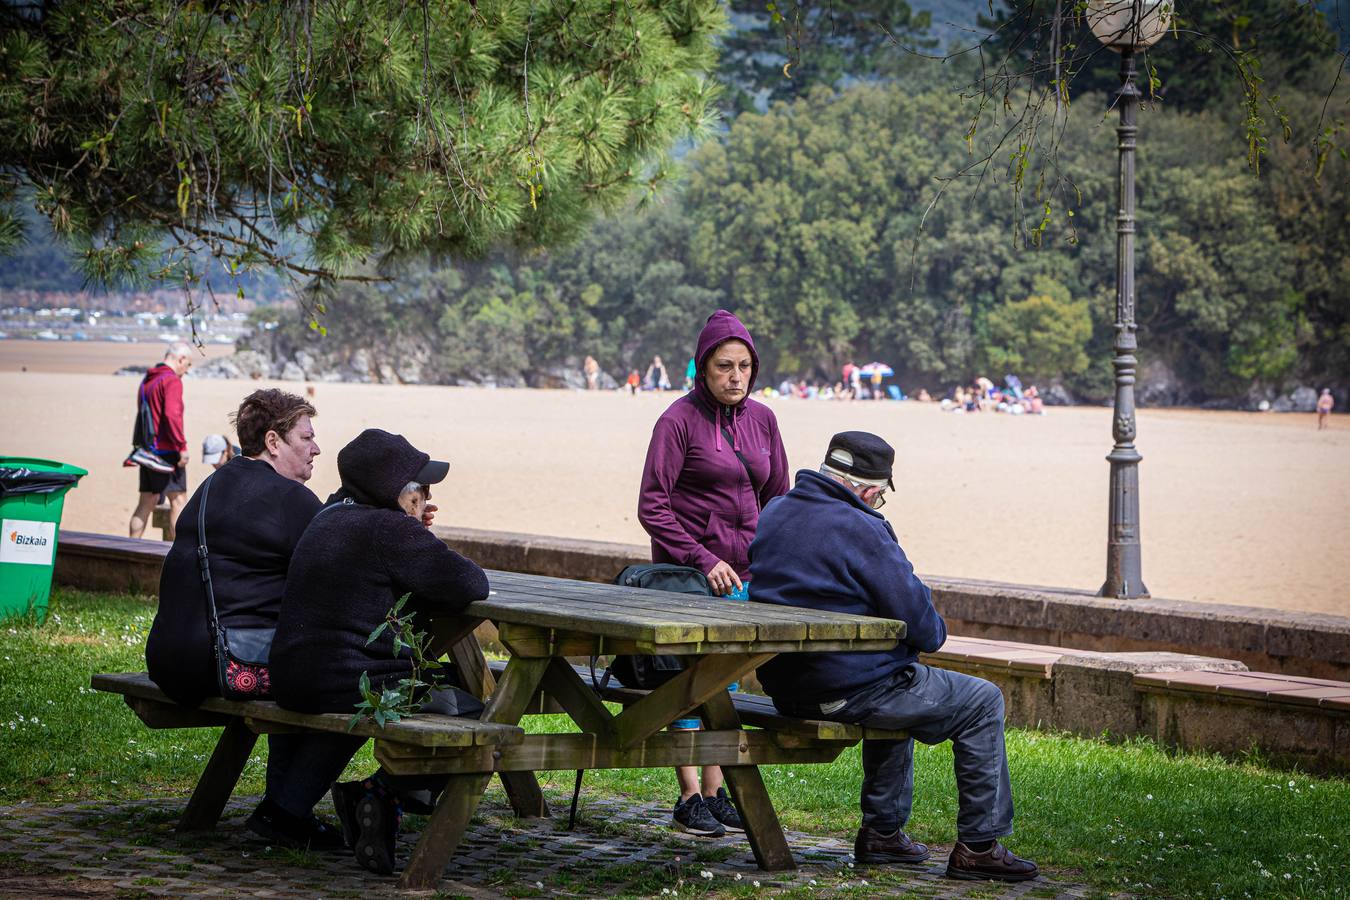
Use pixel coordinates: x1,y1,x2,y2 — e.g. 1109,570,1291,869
2,341,1346,616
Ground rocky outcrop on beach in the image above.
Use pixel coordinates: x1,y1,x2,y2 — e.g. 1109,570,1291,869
183,341,621,392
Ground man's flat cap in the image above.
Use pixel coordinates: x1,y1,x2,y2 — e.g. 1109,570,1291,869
822,431,894,489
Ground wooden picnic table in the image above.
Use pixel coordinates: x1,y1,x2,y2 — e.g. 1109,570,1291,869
390,569,907,889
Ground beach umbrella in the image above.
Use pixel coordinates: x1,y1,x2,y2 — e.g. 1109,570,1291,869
859,362,894,377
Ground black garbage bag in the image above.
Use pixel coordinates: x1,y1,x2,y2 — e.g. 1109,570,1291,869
0,467,83,498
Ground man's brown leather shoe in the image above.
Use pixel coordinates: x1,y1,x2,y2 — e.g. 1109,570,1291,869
854,826,931,864
945,841,1039,882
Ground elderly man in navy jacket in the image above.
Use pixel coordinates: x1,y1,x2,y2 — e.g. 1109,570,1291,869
749,431,1038,883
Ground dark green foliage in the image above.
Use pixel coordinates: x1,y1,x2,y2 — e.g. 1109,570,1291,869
715,0,938,113
0,0,724,290
980,0,1340,113
255,69,1346,402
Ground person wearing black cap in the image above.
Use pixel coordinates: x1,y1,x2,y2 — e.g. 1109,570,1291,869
748,431,1038,883
270,428,490,875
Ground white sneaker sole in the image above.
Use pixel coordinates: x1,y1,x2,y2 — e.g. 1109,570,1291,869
672,818,725,837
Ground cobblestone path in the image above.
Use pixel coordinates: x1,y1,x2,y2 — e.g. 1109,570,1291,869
0,795,1099,898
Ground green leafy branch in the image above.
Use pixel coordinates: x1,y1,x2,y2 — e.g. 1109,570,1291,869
347,593,443,730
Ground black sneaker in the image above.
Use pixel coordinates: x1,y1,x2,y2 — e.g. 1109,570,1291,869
245,797,347,852
672,794,726,837
353,789,400,875
703,788,745,834
329,781,366,850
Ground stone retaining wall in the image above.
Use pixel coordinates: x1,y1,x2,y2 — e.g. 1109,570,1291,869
430,526,1350,682
54,525,1350,681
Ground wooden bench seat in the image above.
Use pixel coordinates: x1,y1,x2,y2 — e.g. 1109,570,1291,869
93,672,524,748
91,672,526,835
485,659,908,742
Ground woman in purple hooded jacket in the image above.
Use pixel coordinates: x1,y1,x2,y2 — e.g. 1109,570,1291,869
637,309,790,837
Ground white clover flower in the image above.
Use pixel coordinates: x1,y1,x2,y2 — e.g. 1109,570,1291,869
1261,869,1272,878
752,881,760,888
734,873,742,881
1145,793,1153,800
700,870,713,880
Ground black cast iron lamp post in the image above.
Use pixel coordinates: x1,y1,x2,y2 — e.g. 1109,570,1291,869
1087,0,1171,599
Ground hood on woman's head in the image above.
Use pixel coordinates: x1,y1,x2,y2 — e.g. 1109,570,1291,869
694,309,760,404
336,428,448,509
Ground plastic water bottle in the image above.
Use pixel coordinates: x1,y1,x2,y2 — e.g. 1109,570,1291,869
724,581,749,691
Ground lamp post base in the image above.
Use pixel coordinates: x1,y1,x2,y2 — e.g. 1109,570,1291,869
1100,445,1148,599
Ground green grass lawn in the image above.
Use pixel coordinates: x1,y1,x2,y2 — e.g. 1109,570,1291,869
2,588,1348,898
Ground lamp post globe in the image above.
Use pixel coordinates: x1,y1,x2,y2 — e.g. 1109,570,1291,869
1091,0,1170,599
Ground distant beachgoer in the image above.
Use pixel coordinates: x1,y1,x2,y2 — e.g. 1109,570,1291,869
916,388,932,402
127,343,193,540
685,356,696,391
639,309,790,838
1317,389,1334,430
645,355,672,391
850,365,862,400
305,384,317,400
626,370,641,395
870,369,884,401
201,434,240,470
583,355,600,391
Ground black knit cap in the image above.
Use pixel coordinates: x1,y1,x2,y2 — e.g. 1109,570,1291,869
822,431,895,490
336,428,449,509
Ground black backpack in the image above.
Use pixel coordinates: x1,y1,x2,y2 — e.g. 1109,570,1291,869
602,564,712,689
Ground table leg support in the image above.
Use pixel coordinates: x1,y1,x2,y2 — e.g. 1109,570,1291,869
498,772,548,818
699,691,796,871
178,719,259,832
398,772,493,890
445,626,550,819
398,655,552,888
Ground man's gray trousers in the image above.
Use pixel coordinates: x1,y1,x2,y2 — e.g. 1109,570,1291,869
774,662,1013,842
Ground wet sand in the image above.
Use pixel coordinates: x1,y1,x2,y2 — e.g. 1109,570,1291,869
0,340,234,375
1,342,1345,615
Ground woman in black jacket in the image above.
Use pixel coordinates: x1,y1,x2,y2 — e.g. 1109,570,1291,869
144,389,345,849
271,427,490,875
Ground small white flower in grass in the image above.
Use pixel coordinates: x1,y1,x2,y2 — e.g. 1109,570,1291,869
1145,793,1153,800
860,880,868,886
700,870,713,880
1289,780,1296,788
1261,869,1272,877
809,879,816,886
734,873,742,881
1284,873,1293,880
536,882,543,889
752,881,760,888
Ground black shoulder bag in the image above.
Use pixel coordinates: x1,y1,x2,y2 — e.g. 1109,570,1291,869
197,473,275,700
602,564,713,690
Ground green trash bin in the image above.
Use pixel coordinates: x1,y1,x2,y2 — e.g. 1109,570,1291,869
0,456,87,623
